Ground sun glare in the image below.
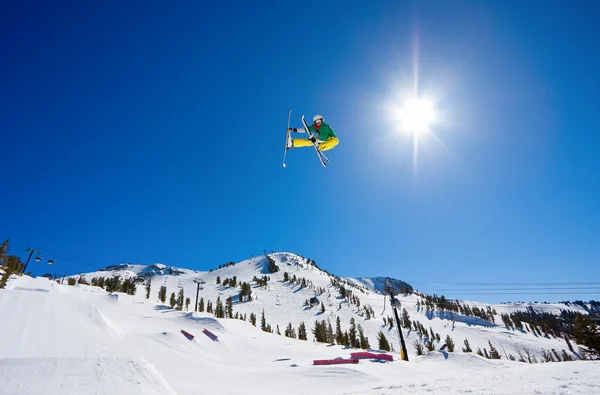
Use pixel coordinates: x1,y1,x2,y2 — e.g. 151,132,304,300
398,98,435,132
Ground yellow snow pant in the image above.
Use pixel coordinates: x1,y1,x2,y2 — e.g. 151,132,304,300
293,137,339,151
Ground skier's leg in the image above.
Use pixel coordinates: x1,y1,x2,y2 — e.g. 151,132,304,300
292,138,316,148
318,137,339,151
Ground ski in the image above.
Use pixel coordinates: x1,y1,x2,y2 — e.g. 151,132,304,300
282,108,293,168
302,115,329,167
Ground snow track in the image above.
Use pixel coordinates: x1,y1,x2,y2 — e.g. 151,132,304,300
0,357,177,395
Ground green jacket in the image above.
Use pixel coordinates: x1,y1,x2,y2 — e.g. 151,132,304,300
308,122,337,141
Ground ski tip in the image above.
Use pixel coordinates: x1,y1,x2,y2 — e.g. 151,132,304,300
283,163,287,168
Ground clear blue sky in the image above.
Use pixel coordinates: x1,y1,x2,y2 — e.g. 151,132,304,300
2,1,599,303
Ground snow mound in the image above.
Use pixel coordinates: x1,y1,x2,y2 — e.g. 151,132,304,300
84,302,126,339
414,350,498,367
182,312,220,325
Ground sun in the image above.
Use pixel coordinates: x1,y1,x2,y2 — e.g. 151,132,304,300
397,98,435,133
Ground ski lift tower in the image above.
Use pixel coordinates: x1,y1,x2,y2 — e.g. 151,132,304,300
20,247,40,275
384,280,409,361
193,279,205,312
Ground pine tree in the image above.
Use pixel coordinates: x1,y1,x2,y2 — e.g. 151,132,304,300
425,339,435,352
121,278,136,295
0,241,23,277
266,255,279,273
312,320,327,343
176,288,184,311
0,270,10,289
216,276,221,285
573,315,600,354
321,302,325,313
206,301,213,314
342,331,350,346
349,318,359,348
7,255,24,275
214,296,224,318
106,276,122,293
561,349,573,361
226,296,233,318
169,292,176,308
312,321,322,342
198,297,205,312
463,338,472,352
285,322,296,338
445,335,455,352
335,316,344,345
261,310,267,332
488,341,501,359
239,282,252,302
358,325,370,350
104,277,112,291
377,331,391,352
552,349,562,361
185,297,191,311
413,340,424,355
326,321,334,344
0,239,8,264
250,313,256,326
298,322,307,340
145,279,151,299
402,308,411,329
564,335,574,352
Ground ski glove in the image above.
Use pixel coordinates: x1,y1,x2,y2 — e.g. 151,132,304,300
309,136,317,143
287,128,297,133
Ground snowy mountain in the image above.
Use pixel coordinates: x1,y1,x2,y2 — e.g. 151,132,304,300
1,252,598,394
348,276,414,294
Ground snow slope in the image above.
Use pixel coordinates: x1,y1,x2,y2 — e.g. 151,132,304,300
70,253,590,359
1,253,598,394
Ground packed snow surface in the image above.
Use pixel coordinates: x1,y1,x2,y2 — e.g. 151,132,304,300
1,253,598,394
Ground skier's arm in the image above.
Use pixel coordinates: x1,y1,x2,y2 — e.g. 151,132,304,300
289,127,307,133
303,125,319,135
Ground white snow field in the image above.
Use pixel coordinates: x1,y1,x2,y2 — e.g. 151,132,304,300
1,253,598,394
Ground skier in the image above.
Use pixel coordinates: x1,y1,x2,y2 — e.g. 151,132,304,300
286,114,339,152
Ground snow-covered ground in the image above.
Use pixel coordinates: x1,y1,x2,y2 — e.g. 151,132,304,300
1,253,598,394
